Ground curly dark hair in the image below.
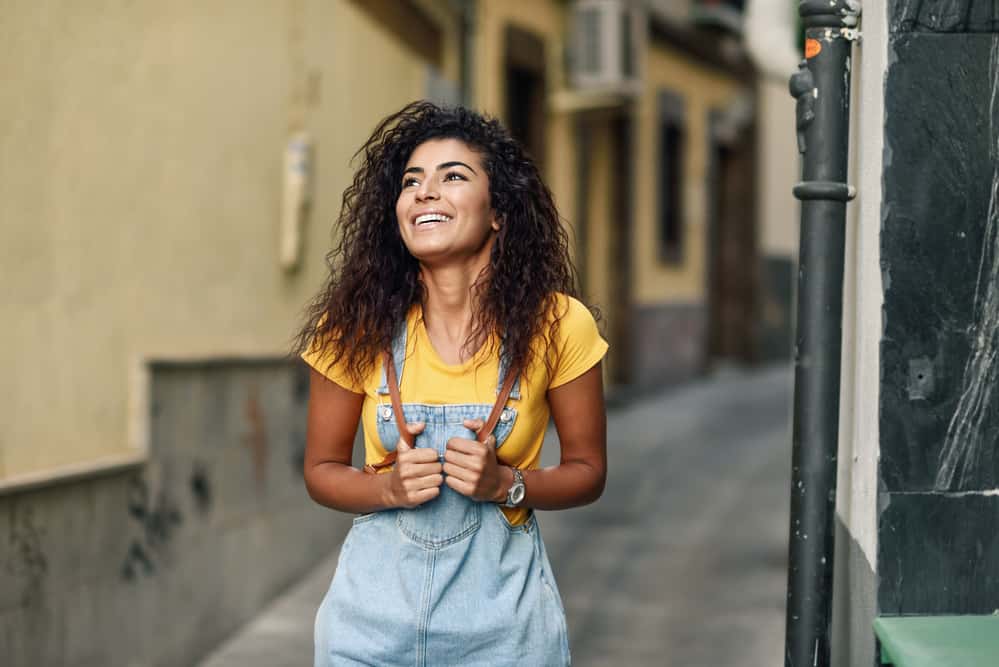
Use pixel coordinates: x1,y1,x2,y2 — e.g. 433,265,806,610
294,100,586,387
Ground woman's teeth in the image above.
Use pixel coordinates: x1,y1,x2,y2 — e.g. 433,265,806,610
415,213,452,225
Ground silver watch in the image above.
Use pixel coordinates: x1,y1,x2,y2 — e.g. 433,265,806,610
503,468,526,508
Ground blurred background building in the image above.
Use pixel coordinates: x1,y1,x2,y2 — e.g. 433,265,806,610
1,1,801,664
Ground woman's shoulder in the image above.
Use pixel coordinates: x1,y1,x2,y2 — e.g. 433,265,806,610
543,293,608,388
542,292,605,352
547,293,599,328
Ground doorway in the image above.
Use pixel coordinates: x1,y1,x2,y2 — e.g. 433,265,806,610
707,108,758,365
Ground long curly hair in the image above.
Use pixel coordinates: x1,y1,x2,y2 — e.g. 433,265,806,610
294,101,585,387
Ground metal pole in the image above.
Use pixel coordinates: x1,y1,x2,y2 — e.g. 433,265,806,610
784,2,859,666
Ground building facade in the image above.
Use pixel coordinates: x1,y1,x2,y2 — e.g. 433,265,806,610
1,1,794,663
2,2,462,664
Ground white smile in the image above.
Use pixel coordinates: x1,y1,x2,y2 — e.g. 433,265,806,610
414,212,453,226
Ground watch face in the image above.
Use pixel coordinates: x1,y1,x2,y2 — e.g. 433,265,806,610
509,483,526,506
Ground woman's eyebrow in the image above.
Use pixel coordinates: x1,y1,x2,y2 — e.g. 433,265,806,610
402,161,477,176
437,160,476,174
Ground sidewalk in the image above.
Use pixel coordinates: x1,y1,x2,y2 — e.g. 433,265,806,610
199,363,792,666
198,549,339,666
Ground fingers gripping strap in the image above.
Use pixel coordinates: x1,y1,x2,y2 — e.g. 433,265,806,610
363,352,520,473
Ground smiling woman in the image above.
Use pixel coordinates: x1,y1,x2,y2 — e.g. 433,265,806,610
395,139,500,271
294,101,607,667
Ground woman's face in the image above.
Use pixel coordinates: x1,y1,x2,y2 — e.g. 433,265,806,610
395,138,500,265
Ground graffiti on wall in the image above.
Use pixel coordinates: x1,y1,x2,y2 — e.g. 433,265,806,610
189,460,212,514
243,385,269,488
5,502,48,607
120,475,183,581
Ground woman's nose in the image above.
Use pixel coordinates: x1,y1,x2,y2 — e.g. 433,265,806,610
415,179,439,201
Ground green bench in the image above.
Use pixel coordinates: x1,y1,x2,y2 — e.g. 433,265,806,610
874,615,999,666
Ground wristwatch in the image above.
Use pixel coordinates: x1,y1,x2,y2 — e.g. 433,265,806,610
503,468,526,508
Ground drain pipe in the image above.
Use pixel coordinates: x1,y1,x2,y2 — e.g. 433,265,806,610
784,2,860,666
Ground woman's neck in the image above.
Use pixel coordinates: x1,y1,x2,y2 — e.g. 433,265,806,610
419,260,490,364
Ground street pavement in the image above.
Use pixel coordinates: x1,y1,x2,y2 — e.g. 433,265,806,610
199,364,792,666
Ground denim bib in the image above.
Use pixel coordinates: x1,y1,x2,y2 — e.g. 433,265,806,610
314,322,570,666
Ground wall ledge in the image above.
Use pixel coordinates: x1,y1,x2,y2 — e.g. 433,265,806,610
0,450,146,497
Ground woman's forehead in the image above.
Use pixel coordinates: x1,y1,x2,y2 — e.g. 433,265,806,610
405,138,484,169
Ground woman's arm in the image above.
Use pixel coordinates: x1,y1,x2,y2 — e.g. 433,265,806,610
303,368,443,513
442,362,607,509
521,362,607,509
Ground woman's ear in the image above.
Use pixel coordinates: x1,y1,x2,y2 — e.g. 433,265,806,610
491,213,502,232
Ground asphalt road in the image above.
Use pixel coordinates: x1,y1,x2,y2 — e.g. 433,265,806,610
200,364,792,666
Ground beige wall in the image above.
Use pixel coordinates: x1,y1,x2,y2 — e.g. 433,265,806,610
632,43,745,305
1,0,455,482
583,121,614,312
474,0,577,253
757,76,800,257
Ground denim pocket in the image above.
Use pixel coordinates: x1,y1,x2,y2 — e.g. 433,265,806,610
491,503,533,534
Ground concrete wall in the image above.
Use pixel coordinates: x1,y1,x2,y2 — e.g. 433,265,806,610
630,303,707,386
0,0,449,483
1,361,354,666
830,5,886,664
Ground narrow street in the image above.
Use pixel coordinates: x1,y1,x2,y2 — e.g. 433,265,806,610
200,365,791,666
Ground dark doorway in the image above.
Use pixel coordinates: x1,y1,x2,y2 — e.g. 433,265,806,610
504,25,546,169
707,110,758,364
608,112,635,386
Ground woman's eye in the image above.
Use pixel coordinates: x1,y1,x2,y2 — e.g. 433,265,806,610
402,177,418,187
444,172,465,182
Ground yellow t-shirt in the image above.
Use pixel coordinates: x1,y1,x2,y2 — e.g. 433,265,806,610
302,293,608,525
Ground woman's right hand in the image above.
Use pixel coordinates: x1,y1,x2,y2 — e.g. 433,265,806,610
384,422,444,508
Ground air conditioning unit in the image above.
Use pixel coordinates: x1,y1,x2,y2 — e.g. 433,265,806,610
568,0,644,96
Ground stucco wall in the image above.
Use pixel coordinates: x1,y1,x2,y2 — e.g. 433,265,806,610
1,0,446,481
633,43,746,306
473,0,577,259
756,78,800,258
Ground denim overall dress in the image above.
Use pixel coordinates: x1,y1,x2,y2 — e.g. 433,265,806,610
314,324,571,667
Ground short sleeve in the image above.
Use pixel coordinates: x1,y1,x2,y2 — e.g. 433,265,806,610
300,336,366,394
547,296,609,389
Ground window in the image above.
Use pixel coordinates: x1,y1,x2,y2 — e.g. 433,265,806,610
658,90,686,263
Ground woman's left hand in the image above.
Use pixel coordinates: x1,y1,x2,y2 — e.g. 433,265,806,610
443,418,510,502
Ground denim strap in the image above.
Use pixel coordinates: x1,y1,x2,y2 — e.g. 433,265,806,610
377,317,521,400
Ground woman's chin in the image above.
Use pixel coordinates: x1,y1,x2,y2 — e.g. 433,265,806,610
405,241,452,263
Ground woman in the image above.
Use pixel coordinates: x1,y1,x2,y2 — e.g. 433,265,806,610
296,101,607,666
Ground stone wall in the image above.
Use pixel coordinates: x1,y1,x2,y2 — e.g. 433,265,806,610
878,0,999,618
1,360,351,666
